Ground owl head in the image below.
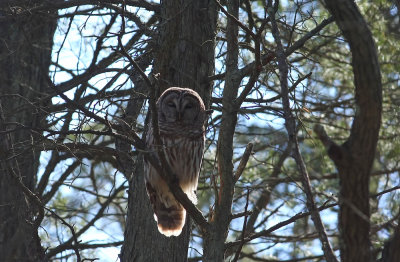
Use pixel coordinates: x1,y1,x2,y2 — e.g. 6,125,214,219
157,87,206,128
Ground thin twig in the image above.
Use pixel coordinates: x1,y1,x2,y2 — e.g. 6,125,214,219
267,1,337,261
232,188,251,262
234,143,253,182
215,0,256,39
225,202,337,249
44,207,82,262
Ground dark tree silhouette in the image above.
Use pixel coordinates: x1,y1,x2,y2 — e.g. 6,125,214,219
0,1,398,262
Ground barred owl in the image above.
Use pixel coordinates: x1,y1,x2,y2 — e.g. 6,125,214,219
144,87,206,237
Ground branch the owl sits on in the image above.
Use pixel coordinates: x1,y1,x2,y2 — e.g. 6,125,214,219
144,87,206,237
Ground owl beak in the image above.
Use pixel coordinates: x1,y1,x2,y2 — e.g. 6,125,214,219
177,112,182,121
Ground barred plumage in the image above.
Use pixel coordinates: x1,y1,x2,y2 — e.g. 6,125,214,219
144,87,206,237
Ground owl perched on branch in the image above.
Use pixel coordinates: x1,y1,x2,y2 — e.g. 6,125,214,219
144,87,206,237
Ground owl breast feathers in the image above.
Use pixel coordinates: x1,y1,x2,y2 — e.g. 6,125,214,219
144,87,206,237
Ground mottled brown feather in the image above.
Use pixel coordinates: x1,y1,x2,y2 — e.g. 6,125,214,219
144,87,206,237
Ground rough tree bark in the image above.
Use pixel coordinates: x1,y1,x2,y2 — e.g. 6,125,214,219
316,1,382,261
120,1,217,261
381,217,400,262
203,0,240,261
0,1,57,261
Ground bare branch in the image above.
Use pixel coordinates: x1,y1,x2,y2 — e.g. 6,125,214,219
267,1,337,261
234,143,253,182
225,202,338,249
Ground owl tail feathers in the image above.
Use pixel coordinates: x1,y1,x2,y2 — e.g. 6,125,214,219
145,182,187,236
155,206,186,237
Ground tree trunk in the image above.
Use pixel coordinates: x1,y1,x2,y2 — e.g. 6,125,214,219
153,0,217,104
381,217,400,262
203,0,239,261
120,1,217,261
0,1,57,261
319,1,382,261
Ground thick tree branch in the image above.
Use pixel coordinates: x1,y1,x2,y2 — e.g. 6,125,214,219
322,1,382,261
204,1,241,261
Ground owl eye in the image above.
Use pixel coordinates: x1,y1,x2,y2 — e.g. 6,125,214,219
185,103,193,109
167,102,175,108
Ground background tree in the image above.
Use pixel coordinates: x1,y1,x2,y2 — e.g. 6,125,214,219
316,1,382,261
0,1,57,260
0,0,399,261
119,1,217,261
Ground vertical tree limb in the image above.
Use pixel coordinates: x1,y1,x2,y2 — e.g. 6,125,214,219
203,1,240,261
317,1,382,261
0,1,58,260
267,1,337,261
